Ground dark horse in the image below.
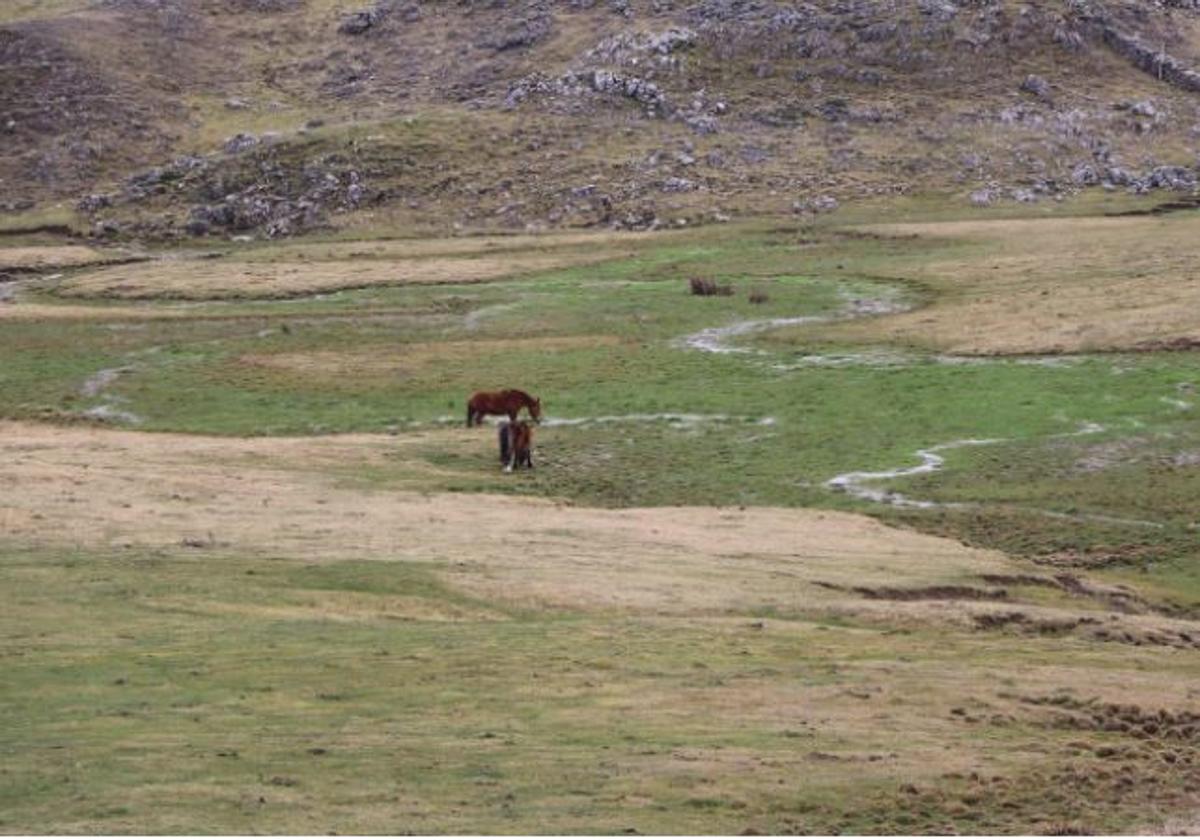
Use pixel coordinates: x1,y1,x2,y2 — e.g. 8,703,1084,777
498,420,534,472
466,389,542,427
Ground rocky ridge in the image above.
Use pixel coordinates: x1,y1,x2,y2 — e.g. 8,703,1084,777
3,0,1200,238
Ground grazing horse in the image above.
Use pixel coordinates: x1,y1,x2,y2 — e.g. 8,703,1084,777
498,420,534,472
466,389,541,427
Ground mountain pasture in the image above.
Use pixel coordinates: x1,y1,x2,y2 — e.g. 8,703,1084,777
2,206,1200,833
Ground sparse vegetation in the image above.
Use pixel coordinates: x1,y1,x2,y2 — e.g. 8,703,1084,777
789,214,1200,354
7,0,1200,238
5,0,1200,832
1,204,1199,832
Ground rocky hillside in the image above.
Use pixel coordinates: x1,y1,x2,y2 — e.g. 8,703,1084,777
4,0,1200,238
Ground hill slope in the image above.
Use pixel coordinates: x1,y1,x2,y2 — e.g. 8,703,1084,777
3,0,1200,237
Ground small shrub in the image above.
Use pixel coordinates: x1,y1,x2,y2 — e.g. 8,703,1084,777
748,289,769,304
689,276,733,296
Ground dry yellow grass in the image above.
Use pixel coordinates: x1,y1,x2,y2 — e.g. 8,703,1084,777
4,421,1199,834
239,335,623,378
0,422,1016,616
1,420,1185,646
1,420,1192,681
0,245,117,271
0,0,89,23
55,249,622,301
0,302,199,321
144,589,506,623
240,230,663,263
816,215,1200,355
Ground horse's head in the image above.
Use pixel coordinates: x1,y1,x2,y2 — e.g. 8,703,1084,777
530,397,542,423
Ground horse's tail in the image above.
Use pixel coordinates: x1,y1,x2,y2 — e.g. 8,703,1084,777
498,422,512,465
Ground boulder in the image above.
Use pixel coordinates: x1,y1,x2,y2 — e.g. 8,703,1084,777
224,133,260,154
338,10,379,35
1145,166,1196,191
1071,163,1100,186
479,16,551,51
77,194,113,213
969,188,998,207
661,176,696,192
1104,166,1135,186
1130,100,1158,118
793,195,839,213
1020,74,1051,100
647,27,696,54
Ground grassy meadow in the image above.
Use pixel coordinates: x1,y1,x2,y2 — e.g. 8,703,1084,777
2,201,1200,833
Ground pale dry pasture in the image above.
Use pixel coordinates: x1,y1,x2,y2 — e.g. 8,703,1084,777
0,245,121,271
239,335,624,379
0,421,1186,644
0,422,1018,615
54,249,621,301
4,423,1200,833
237,230,664,264
5,211,1200,832
0,302,201,321
813,215,1200,355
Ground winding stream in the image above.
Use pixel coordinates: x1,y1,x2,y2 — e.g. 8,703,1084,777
678,292,911,355
824,421,1168,530
675,288,1177,530
826,437,1005,509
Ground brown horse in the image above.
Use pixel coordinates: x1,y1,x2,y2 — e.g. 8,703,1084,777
498,420,534,472
466,389,541,427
